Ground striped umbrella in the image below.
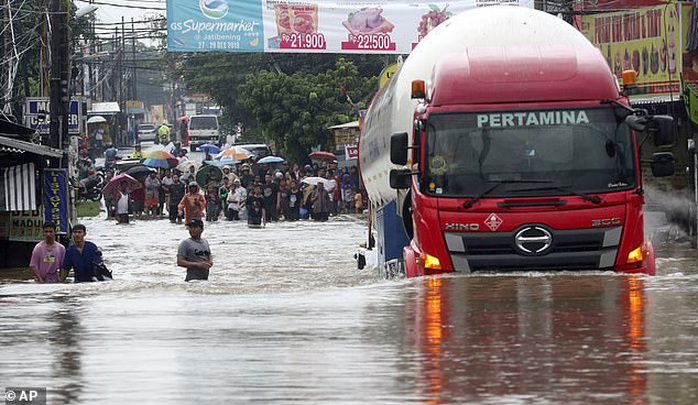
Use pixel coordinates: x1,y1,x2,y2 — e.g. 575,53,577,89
143,150,179,169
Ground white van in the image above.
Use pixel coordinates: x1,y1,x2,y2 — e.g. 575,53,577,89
237,144,273,160
188,114,220,151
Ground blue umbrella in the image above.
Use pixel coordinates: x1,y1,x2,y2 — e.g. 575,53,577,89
257,155,285,164
200,144,221,154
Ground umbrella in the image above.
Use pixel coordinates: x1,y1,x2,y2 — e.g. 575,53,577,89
216,146,252,162
200,144,221,154
196,165,223,188
87,116,107,124
125,164,156,180
257,155,285,164
308,151,337,162
176,160,200,174
102,173,141,200
301,176,336,192
202,160,229,168
143,150,179,169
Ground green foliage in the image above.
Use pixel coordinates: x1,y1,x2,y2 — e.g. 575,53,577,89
76,201,100,217
237,58,377,162
177,53,389,160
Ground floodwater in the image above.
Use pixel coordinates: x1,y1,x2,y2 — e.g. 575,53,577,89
1,213,697,404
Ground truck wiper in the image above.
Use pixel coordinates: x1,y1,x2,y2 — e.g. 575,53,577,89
463,179,551,209
509,184,602,204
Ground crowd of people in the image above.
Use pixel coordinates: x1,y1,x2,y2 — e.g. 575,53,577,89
33,145,367,284
101,145,367,228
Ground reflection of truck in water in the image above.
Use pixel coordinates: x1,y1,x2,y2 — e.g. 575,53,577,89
188,114,220,151
358,6,676,278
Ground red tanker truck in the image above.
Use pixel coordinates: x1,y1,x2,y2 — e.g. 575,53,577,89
357,6,676,278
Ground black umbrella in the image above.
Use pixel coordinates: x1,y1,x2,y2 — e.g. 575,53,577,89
124,164,155,180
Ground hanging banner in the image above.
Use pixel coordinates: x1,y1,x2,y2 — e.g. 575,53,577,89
579,3,683,100
43,169,69,235
167,0,534,53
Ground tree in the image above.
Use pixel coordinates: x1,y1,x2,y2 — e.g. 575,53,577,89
174,53,389,149
237,58,377,162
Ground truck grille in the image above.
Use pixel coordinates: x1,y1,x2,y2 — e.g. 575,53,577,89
445,226,622,272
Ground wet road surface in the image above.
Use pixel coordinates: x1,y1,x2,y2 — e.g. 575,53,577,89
1,214,697,404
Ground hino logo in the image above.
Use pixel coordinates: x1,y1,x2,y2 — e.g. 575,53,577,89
515,226,553,255
445,223,480,231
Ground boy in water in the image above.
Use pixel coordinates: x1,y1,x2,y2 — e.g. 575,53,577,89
177,219,212,281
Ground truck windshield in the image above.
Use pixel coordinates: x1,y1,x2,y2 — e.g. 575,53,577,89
189,117,218,130
423,108,636,198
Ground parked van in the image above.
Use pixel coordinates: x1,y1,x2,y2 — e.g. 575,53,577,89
188,114,220,151
237,143,272,160
137,123,157,143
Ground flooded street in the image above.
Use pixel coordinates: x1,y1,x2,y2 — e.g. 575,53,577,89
1,214,698,404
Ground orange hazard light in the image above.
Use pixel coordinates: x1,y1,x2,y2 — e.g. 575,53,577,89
411,80,426,99
622,70,638,88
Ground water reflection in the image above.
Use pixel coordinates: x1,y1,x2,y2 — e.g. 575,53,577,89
404,275,649,404
48,296,84,404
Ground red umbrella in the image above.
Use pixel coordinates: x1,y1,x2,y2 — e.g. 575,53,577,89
308,151,337,162
102,173,142,200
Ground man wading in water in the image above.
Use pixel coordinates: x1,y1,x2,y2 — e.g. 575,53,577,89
177,218,213,281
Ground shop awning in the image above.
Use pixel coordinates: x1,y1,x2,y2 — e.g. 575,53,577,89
0,135,63,158
0,162,37,211
88,102,121,115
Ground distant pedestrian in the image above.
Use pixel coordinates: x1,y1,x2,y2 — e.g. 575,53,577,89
168,174,186,224
145,171,161,218
205,183,220,222
246,184,266,227
178,182,206,225
177,218,212,282
116,181,131,224
284,181,303,221
311,182,332,221
29,221,65,283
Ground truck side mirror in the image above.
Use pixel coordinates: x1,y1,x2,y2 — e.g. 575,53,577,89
651,152,675,177
390,132,408,165
390,169,412,189
625,115,647,132
648,115,676,147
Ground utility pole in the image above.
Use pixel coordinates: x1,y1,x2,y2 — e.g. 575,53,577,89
49,0,69,151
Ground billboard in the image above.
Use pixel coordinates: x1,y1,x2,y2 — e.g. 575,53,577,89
167,0,534,53
24,98,82,135
579,3,683,100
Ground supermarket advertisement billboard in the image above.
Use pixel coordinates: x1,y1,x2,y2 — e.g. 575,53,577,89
166,0,534,53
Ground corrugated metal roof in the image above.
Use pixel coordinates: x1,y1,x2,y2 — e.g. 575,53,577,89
0,135,64,158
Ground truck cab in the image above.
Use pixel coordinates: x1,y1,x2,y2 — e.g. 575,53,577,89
188,114,220,151
389,47,675,277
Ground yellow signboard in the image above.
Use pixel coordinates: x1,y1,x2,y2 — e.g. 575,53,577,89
379,64,399,89
334,128,358,151
580,3,682,99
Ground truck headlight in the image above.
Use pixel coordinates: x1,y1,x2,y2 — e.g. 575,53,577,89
419,252,442,270
626,246,646,264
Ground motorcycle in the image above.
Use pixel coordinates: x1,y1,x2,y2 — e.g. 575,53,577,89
71,172,105,202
